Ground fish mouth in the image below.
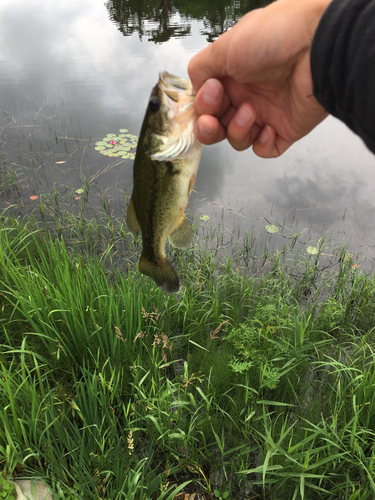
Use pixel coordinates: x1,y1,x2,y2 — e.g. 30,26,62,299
161,71,190,91
150,71,199,161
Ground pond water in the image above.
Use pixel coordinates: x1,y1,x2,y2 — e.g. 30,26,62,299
1,0,375,266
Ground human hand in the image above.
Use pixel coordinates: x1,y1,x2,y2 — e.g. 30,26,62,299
188,0,332,158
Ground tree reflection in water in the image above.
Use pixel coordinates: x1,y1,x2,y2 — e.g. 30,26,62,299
105,0,272,44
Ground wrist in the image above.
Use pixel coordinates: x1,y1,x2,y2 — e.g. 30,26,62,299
301,0,334,40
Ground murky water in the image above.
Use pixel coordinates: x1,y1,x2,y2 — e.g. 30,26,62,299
1,0,375,265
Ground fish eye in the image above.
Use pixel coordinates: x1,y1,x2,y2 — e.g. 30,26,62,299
149,97,160,112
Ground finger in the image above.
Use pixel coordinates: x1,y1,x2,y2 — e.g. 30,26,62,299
219,106,236,128
226,103,258,151
195,115,227,145
188,39,229,91
252,125,293,158
194,79,231,119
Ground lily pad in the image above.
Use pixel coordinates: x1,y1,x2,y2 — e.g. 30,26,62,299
265,224,278,234
75,188,84,194
96,131,138,160
306,246,319,255
200,215,210,221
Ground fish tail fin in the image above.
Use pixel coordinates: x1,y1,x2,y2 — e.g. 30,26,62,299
139,254,179,293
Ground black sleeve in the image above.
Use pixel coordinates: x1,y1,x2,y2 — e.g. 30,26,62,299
311,0,375,153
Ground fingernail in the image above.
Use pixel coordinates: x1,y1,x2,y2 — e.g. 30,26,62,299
235,105,253,127
202,79,221,104
259,125,272,143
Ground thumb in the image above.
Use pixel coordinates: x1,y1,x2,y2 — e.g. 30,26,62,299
188,35,230,91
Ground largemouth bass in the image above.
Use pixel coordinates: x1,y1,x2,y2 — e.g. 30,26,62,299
126,71,202,293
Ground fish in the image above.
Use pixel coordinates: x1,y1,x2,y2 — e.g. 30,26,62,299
126,71,202,293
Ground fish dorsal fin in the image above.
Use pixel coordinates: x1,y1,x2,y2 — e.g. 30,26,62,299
139,254,179,293
169,217,193,249
126,197,141,236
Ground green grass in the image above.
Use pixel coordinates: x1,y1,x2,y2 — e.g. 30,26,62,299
1,207,375,499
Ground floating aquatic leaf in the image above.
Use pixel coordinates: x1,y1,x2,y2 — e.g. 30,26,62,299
265,224,278,234
306,246,319,255
75,188,84,194
95,131,138,159
200,215,210,221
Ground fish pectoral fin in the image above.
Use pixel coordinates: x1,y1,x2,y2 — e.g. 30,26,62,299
139,254,179,293
161,162,181,197
126,197,141,236
161,170,173,197
188,173,196,196
169,217,193,249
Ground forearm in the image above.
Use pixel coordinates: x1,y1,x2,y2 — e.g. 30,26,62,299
311,0,375,153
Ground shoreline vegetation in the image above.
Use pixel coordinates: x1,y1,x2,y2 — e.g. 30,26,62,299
1,181,375,499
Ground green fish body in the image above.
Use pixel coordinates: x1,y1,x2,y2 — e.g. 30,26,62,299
126,72,202,293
